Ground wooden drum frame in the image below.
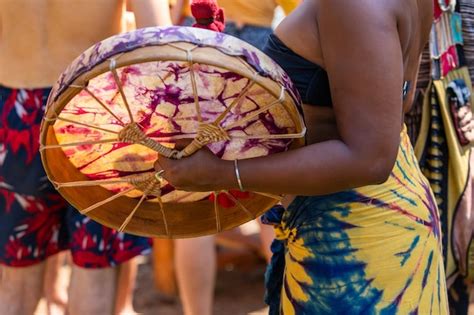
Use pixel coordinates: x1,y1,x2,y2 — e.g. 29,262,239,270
40,26,305,238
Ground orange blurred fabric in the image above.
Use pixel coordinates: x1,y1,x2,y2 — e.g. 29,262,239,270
182,0,300,27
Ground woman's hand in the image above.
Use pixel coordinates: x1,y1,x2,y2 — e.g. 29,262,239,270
459,106,474,143
154,148,233,192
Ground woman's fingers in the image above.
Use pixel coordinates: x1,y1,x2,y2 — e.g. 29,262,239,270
459,107,472,127
152,146,224,191
153,158,164,172
174,138,193,150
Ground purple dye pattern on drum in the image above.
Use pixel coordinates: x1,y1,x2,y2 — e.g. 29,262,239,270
48,26,300,107
47,26,303,202
57,65,293,195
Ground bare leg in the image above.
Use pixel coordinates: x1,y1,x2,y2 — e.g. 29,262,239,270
43,253,68,315
0,263,45,315
67,265,116,315
257,218,275,263
175,236,216,315
114,258,139,315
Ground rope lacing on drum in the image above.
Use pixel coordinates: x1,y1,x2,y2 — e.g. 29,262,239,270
41,36,308,237
179,123,230,158
118,122,181,159
196,123,230,144
109,58,134,123
128,172,163,197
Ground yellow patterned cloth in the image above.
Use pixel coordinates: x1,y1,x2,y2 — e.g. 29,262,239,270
264,126,448,314
413,67,474,313
415,68,473,280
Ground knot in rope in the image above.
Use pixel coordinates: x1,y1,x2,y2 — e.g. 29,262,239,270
118,122,147,143
129,173,162,197
196,123,230,145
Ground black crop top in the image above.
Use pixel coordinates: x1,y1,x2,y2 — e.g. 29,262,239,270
263,34,410,106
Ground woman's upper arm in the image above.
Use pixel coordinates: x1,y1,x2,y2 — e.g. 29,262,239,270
318,1,404,175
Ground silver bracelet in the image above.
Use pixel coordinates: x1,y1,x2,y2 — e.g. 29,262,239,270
234,159,244,191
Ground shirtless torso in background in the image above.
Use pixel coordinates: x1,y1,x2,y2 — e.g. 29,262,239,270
0,0,127,88
0,0,171,88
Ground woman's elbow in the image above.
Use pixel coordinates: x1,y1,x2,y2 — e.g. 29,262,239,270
364,155,397,185
348,137,400,187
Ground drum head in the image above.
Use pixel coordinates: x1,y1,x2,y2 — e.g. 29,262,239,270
40,26,305,238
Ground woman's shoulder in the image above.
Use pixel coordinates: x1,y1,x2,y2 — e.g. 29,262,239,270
316,0,432,45
316,0,431,24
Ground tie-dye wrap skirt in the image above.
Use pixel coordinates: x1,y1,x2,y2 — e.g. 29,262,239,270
263,127,448,314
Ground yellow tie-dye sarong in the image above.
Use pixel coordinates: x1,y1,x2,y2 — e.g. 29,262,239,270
264,126,449,314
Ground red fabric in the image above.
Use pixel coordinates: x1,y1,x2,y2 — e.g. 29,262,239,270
441,45,459,76
209,190,251,208
0,86,151,268
190,0,225,32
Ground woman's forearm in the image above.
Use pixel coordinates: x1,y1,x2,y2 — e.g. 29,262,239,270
215,139,396,196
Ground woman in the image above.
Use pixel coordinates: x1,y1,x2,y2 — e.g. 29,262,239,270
169,1,301,315
155,0,448,313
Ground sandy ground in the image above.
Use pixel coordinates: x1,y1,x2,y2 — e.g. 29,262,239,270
36,220,269,315
32,245,474,315
35,256,268,315
134,258,268,315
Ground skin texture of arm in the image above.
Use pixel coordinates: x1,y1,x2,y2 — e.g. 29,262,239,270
155,1,411,196
127,0,172,27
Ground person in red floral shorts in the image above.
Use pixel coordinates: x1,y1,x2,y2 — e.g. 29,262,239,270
0,1,172,314
0,87,151,267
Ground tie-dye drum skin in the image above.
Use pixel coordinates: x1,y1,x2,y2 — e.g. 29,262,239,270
39,26,305,238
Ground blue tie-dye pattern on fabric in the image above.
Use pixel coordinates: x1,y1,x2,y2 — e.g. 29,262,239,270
263,128,448,314
262,205,286,315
